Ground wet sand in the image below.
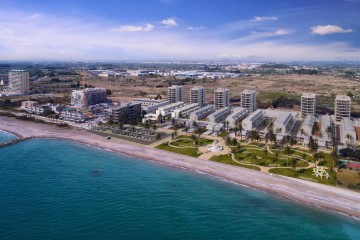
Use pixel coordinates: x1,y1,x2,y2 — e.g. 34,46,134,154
1,116,359,219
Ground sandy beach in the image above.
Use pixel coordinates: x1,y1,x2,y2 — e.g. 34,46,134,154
1,116,360,219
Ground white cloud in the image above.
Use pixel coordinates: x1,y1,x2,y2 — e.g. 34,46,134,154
161,18,178,27
187,26,206,31
311,25,353,35
113,23,154,32
251,16,278,22
0,10,359,61
274,29,290,36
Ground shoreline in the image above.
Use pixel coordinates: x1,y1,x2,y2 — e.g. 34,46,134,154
1,116,360,220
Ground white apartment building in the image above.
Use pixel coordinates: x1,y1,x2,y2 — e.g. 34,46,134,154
208,107,231,124
240,90,256,113
168,85,184,103
71,88,107,108
155,101,185,118
190,86,206,107
189,105,216,121
299,114,315,138
273,112,295,134
318,115,332,148
8,70,30,93
340,118,356,145
335,95,351,121
301,93,316,116
171,103,200,119
142,101,170,114
214,88,230,109
242,109,264,132
226,107,248,128
133,98,165,106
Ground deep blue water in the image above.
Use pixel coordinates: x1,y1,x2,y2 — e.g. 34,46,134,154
0,136,359,240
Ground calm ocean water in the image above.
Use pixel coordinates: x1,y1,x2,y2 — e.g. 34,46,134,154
0,130,17,143
0,134,359,240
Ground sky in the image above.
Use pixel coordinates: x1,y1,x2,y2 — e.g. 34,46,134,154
0,0,359,61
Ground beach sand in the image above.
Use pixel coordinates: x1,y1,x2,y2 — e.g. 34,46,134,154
0,116,359,219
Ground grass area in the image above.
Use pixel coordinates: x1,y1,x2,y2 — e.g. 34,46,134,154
156,142,201,157
257,92,300,102
209,155,261,171
337,170,360,191
234,147,309,168
171,137,213,147
269,168,337,186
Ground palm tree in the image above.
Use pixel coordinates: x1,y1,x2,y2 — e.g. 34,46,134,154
284,145,292,167
331,150,339,169
252,155,257,165
267,120,274,132
156,133,161,140
291,158,299,176
232,137,238,149
238,121,243,140
225,136,231,155
234,126,239,137
273,151,279,169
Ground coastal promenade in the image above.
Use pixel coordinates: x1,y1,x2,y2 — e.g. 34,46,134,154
1,115,360,220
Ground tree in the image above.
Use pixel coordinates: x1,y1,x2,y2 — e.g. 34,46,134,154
225,136,231,155
291,158,299,176
252,155,257,165
284,145,292,166
273,151,280,169
331,150,339,169
156,133,161,140
237,121,243,140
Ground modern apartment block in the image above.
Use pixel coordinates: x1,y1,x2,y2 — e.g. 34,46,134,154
301,93,316,116
8,70,30,93
168,85,184,103
240,90,256,113
71,88,107,108
111,103,142,124
190,86,206,107
335,95,351,121
214,88,230,109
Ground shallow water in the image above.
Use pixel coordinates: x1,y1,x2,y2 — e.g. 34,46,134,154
0,138,359,240
0,130,17,143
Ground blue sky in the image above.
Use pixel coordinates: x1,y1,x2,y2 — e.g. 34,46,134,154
0,0,359,61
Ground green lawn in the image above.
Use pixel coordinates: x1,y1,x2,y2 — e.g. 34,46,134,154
171,137,213,147
155,142,201,157
209,155,261,171
269,168,337,186
233,148,309,168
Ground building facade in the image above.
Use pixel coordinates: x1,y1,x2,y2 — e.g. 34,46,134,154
226,107,248,128
168,85,184,103
240,90,256,113
111,103,142,124
71,88,107,108
301,93,316,116
190,86,206,107
8,70,30,93
171,103,200,119
189,105,216,121
335,95,351,121
208,107,231,124
214,88,230,109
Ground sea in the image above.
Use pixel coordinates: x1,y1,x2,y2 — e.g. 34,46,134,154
0,131,359,240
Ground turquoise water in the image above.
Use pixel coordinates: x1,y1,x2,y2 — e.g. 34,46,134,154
0,130,17,143
0,137,359,240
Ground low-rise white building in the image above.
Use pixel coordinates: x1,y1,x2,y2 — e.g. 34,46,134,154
155,102,185,118
242,109,264,132
143,101,170,114
171,103,201,119
208,107,231,124
340,118,356,146
299,114,315,137
226,107,248,128
318,115,332,148
59,110,89,123
133,98,166,106
189,105,216,121
272,112,295,135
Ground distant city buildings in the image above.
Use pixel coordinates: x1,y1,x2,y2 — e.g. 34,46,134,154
71,88,107,108
301,93,316,116
168,85,184,103
335,95,351,121
9,70,29,93
190,86,206,107
214,88,230,109
240,90,256,113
